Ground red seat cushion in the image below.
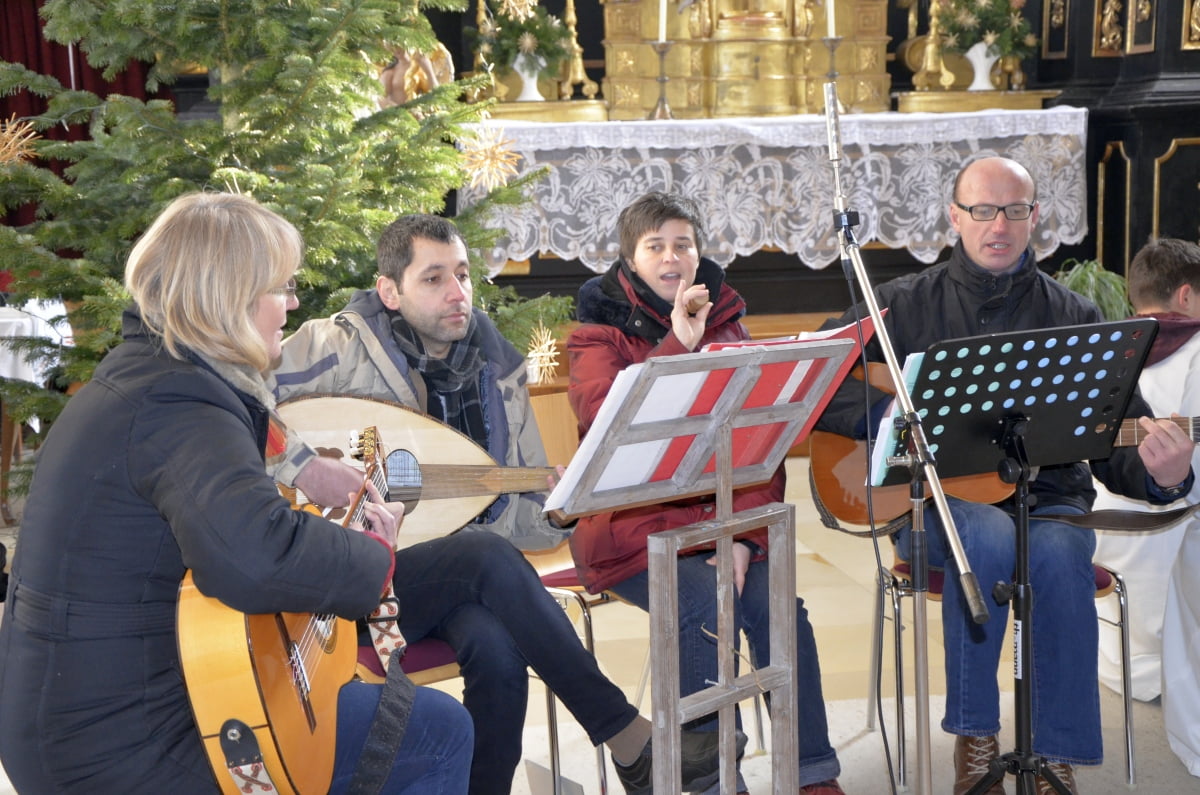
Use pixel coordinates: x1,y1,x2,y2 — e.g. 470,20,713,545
539,567,583,589
399,638,458,673
892,560,1116,598
1093,564,1116,597
891,560,946,595
358,637,458,680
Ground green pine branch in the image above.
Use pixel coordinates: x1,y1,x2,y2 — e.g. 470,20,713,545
0,0,571,450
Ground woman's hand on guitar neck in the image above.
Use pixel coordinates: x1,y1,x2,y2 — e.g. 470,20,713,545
351,482,401,551
294,455,363,508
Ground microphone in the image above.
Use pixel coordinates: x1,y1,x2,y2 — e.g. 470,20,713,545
823,79,854,262
824,82,843,165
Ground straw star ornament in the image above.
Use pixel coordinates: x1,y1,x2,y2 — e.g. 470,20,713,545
0,115,38,165
499,0,537,21
526,321,560,385
460,126,522,192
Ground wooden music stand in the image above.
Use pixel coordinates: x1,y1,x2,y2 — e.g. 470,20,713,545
546,337,855,794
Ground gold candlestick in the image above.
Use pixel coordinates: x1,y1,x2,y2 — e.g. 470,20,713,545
559,0,599,99
913,0,956,91
649,41,674,120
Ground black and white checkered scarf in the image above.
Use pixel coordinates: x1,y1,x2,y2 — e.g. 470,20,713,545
389,310,488,448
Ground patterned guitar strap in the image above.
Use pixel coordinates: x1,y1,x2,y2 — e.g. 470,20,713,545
367,584,406,670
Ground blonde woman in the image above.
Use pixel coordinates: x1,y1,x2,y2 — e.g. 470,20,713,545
0,193,472,793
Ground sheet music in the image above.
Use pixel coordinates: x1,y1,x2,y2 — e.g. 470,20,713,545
545,336,859,515
547,363,643,510
869,351,924,487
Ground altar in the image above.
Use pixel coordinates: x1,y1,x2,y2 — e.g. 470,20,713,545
459,106,1088,274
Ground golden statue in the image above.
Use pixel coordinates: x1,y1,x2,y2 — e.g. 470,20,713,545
378,43,455,108
1099,0,1124,52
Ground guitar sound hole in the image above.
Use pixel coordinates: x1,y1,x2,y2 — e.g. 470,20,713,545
386,449,421,513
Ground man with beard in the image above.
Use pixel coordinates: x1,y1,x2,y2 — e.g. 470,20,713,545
269,213,734,795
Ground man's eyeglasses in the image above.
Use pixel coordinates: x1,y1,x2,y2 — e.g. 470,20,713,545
954,202,1037,222
269,278,298,297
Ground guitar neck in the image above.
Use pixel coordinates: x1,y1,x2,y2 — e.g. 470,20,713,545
405,464,558,501
344,436,387,530
1114,416,1200,448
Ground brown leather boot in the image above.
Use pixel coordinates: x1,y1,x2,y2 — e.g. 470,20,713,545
953,735,1005,795
1036,761,1077,794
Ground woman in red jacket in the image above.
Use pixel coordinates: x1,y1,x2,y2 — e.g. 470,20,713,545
566,192,846,794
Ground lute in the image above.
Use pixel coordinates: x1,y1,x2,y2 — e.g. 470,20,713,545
278,394,557,546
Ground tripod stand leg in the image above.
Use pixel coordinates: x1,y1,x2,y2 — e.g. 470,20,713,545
1033,761,1073,794
963,753,1008,795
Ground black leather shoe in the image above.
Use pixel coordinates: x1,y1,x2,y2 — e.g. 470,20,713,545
613,729,748,794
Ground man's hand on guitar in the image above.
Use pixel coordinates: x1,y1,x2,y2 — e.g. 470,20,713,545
352,482,401,551
1136,414,1194,491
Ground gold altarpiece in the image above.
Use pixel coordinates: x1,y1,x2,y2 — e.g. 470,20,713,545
602,0,890,119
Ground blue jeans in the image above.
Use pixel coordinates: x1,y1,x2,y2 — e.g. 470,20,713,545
331,681,473,793
608,550,841,788
392,532,640,795
895,498,1101,765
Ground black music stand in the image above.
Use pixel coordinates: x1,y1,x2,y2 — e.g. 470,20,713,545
874,318,1158,795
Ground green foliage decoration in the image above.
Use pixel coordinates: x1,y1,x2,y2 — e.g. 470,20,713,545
1053,258,1132,322
467,2,572,79
937,0,1037,59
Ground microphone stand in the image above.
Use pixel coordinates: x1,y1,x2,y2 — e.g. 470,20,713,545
822,79,990,795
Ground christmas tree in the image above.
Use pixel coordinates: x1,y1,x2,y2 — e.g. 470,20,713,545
0,0,571,433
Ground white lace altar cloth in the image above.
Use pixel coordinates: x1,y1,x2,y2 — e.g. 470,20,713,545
459,106,1088,274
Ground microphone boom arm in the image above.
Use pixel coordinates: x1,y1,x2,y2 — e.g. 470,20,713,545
822,81,987,624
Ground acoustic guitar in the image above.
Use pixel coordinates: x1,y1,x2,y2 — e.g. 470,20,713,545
277,394,558,547
808,364,1187,525
177,427,389,794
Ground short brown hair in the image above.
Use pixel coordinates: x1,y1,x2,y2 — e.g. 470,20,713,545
617,192,705,264
377,214,465,281
1127,237,1200,312
125,192,301,371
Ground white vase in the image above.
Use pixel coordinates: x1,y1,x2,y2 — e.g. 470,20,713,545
511,53,547,102
963,41,1000,91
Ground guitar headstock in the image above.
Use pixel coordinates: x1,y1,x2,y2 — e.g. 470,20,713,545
350,426,383,470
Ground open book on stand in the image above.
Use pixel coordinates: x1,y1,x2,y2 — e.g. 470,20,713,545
702,313,883,448
545,316,879,516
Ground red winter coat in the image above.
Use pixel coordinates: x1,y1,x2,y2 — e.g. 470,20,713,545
565,260,786,593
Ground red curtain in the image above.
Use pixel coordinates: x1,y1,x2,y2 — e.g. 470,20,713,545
1,1,155,126
2,1,161,290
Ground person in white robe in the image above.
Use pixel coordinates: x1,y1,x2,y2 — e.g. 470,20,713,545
1092,237,1200,775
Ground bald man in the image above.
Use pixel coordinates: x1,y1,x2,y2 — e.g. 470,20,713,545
814,157,1196,794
